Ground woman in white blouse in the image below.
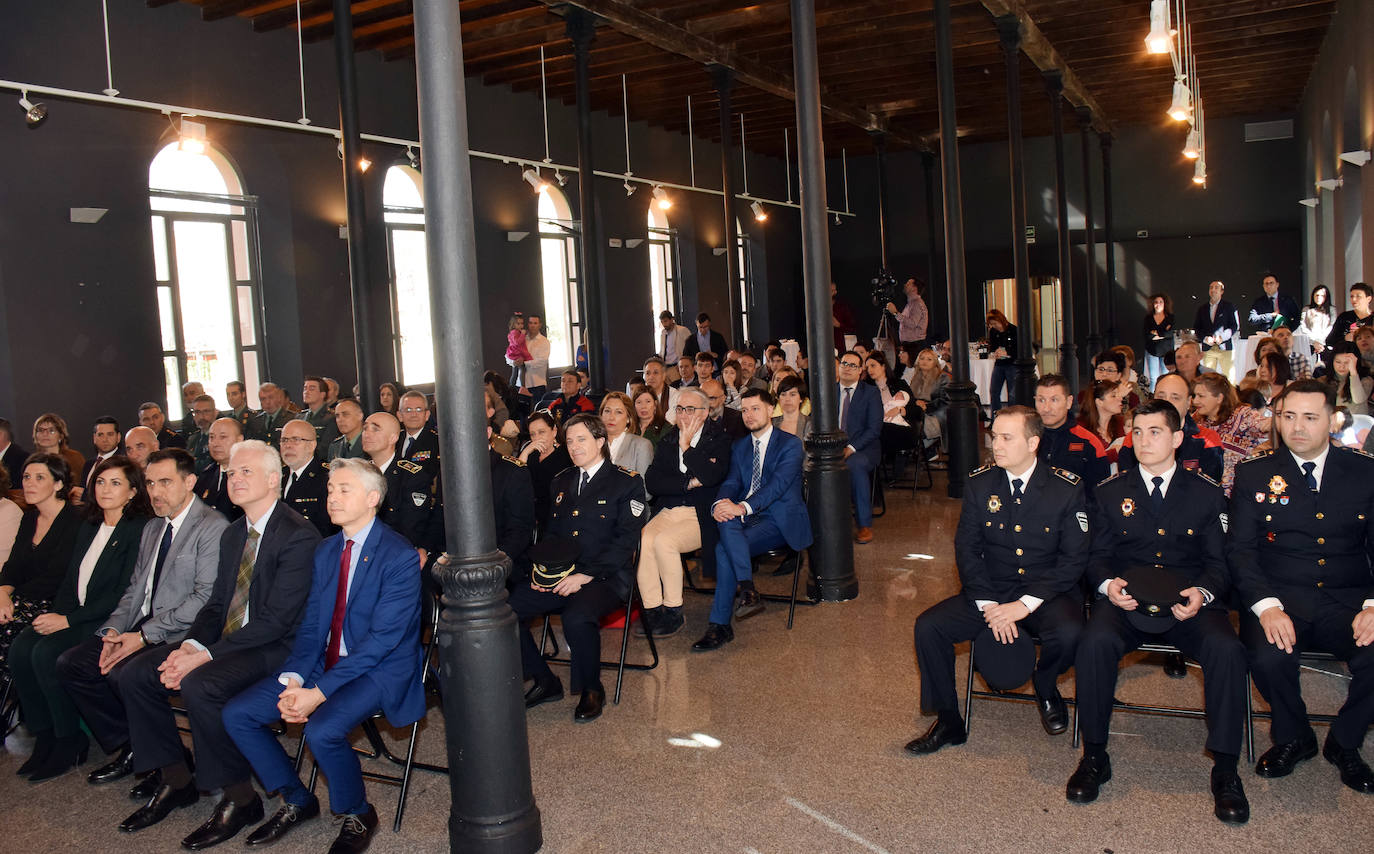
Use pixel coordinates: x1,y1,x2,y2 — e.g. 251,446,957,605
599,393,654,481
7,456,153,782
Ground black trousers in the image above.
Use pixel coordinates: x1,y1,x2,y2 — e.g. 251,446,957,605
914,592,1083,715
508,580,623,695
1077,605,1245,755
118,643,272,790
56,634,163,754
1244,604,1374,750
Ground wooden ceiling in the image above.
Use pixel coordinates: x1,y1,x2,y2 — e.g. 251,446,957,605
155,0,1335,155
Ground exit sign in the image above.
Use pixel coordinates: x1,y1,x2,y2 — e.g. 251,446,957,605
1025,226,1036,245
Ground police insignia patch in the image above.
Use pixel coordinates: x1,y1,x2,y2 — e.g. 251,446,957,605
1220,512,1229,533
987,495,1002,513
1076,511,1089,532
1121,498,1135,517
412,492,426,507
630,500,645,517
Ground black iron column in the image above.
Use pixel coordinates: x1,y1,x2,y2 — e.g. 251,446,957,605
412,2,542,852
790,0,857,602
922,151,942,341
1100,133,1117,347
1078,106,1101,359
934,0,980,498
568,10,608,392
997,16,1037,407
1044,71,1079,393
871,131,890,269
714,66,743,350
332,0,379,413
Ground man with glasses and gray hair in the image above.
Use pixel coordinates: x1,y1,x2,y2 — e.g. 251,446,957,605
636,387,733,637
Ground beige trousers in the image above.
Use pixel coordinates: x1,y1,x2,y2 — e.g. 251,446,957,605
636,505,701,608
1202,348,1233,375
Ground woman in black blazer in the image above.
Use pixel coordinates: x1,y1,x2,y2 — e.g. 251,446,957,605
9,456,152,781
0,454,82,663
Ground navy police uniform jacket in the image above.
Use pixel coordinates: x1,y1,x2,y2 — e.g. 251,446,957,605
194,464,244,522
1038,415,1110,491
1117,415,1224,483
545,462,648,599
382,457,443,554
1229,445,1374,620
400,427,440,466
1090,467,1230,606
489,449,535,579
283,459,336,538
954,462,1090,604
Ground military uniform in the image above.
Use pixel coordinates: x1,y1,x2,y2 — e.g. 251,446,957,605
295,407,339,459
1118,415,1224,482
381,457,442,554
224,405,261,439
156,426,186,451
1231,446,1374,750
914,461,1088,715
282,458,335,537
185,429,213,475
1078,466,1245,756
399,427,440,466
194,463,243,522
489,449,535,583
255,409,289,449
506,462,647,694
1038,415,1110,491
327,432,363,462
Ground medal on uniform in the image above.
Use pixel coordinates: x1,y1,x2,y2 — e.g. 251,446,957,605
555,491,564,505
1120,498,1135,517
987,495,1001,513
1268,475,1287,495
1280,496,1289,505
1255,492,1265,503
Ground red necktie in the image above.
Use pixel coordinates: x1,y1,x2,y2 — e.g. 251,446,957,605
326,540,353,669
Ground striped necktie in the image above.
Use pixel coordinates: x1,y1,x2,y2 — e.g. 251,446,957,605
223,528,259,634
748,437,763,497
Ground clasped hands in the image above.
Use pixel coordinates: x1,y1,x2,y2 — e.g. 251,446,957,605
980,601,1030,644
1105,578,1205,622
157,642,212,690
531,571,593,598
712,499,747,523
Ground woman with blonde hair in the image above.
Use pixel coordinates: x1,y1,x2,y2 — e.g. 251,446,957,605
599,392,654,478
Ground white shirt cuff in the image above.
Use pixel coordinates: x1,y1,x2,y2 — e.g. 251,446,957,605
1018,595,1043,613
845,444,855,453
1096,579,1112,596
1362,599,1374,611
974,599,995,611
279,672,304,687
1197,587,1215,605
741,502,754,516
183,639,211,658
1251,597,1284,617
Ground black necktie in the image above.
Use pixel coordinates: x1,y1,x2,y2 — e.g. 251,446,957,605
1011,478,1024,501
150,521,174,600
1150,475,1165,514
402,435,413,458
1302,461,1318,492
579,470,590,496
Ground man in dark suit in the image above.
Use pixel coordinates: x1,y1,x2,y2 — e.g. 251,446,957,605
1068,400,1249,823
72,416,122,503
837,351,883,544
223,458,425,853
512,413,647,722
683,312,729,371
1231,379,1374,794
139,402,186,450
1247,272,1301,335
281,419,336,537
115,440,319,846
193,417,245,522
703,379,747,440
692,389,812,652
1193,280,1240,376
0,417,29,483
907,406,1088,755
60,449,229,792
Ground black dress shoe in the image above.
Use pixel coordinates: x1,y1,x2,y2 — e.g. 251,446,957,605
1163,651,1188,679
27,731,89,782
246,797,321,846
691,622,734,652
903,718,967,755
1036,689,1069,735
1255,733,1318,778
120,781,200,832
1211,768,1250,824
1323,733,1374,793
89,745,135,785
523,677,564,709
573,687,606,723
130,770,161,801
16,731,55,776
1066,753,1112,803
181,795,265,850
734,589,764,620
328,805,379,854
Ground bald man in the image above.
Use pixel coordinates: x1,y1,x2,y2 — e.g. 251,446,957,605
362,412,441,559
327,399,364,462
280,420,334,537
123,426,160,470
194,418,246,521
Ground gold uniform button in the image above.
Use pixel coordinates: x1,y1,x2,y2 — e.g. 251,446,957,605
985,521,991,527
1316,512,1325,519
1265,515,1272,522
1317,581,1325,587
1360,514,1367,520
1157,528,1166,536
1017,568,1026,575
1317,537,1325,545
1015,548,1024,556
1187,529,1194,535
1156,552,1163,558
571,510,579,517
1014,525,1022,532
1044,526,1050,533
572,531,579,537
1317,558,1326,566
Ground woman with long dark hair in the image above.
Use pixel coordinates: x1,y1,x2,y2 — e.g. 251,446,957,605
631,385,668,446
1301,285,1335,356
378,382,402,416
518,412,573,535
986,309,1016,412
1078,380,1127,465
1142,293,1174,385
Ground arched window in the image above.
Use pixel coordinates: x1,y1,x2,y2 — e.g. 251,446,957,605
647,205,679,350
149,141,263,419
384,165,434,386
539,187,580,369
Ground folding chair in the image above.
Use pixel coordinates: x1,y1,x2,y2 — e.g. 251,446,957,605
963,633,1076,736
538,583,660,705
750,547,816,630
1245,649,1343,762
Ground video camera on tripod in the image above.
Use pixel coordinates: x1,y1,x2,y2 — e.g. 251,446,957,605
870,268,901,311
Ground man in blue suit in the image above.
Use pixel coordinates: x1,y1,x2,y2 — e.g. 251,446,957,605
223,457,424,854
693,388,813,652
838,351,884,544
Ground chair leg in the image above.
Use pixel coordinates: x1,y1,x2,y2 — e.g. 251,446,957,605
963,641,976,736
539,615,561,658
1071,696,1080,748
1245,672,1255,764
614,592,634,706
393,719,422,833
786,550,805,630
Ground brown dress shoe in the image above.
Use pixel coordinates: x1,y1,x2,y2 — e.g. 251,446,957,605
854,527,874,544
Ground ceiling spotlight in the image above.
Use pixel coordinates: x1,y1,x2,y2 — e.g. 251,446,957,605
336,141,371,172
554,170,568,187
833,212,841,225
405,146,419,169
1182,127,1201,160
522,167,549,193
653,186,672,211
1299,197,1320,208
18,90,47,127
1167,79,1192,122
1144,0,1174,55
179,118,207,154
1192,159,1206,186
624,180,637,197
751,200,768,222
1316,177,1344,191
1339,150,1372,167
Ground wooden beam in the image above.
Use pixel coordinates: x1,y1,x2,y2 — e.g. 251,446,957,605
980,0,1112,133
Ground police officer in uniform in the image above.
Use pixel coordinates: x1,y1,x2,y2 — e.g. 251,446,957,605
485,395,535,585
1068,399,1249,823
1034,374,1110,490
1118,373,1223,481
907,406,1088,755
1232,379,1374,793
295,377,338,459
511,413,646,723
194,417,244,521
326,399,365,462
360,411,441,559
279,419,335,537
397,391,440,466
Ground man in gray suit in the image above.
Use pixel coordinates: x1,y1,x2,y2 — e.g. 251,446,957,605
58,448,229,791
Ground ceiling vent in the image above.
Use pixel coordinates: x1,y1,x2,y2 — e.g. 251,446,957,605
1245,119,1294,142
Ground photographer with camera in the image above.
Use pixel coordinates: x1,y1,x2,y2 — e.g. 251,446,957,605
885,277,930,353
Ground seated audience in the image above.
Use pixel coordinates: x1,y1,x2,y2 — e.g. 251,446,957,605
719,359,746,411
0,465,21,566
545,369,596,424
328,398,365,461
632,385,668,447
122,425,159,470
73,416,123,502
1092,351,1138,411
906,347,951,458
737,352,769,392
1118,373,1224,482
281,419,336,537
8,455,153,781
1191,372,1270,496
1325,347,1373,415
865,350,918,472
703,379,748,440
1241,351,1291,410
378,382,401,416
837,351,883,545
361,413,442,559
641,357,681,426
600,392,653,478
1273,324,1311,380
1111,344,1152,404
1033,375,1110,491
223,457,424,853
139,401,186,450
692,352,717,387
1078,379,1127,465
195,416,246,522
1170,339,1207,386
518,412,572,536
772,376,811,442
673,356,698,388
31,413,86,488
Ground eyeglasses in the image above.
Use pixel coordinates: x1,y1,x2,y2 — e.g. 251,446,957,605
280,437,314,446
675,405,707,414
399,407,427,414
839,361,861,369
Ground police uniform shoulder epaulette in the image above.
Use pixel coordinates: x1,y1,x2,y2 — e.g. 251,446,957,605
616,464,640,476
1237,449,1275,465
1348,447,1374,461
397,459,423,474
1193,470,1220,488
320,461,330,471
501,454,526,467
1097,469,1128,486
1052,467,1081,484
968,464,995,478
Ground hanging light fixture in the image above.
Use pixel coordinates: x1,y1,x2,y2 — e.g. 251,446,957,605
18,90,47,127
522,166,548,193
1144,0,1174,54
653,186,672,211
179,118,207,154
1167,78,1192,122
405,146,419,169
1192,158,1206,186
336,141,370,171
751,200,768,222
1182,126,1201,160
